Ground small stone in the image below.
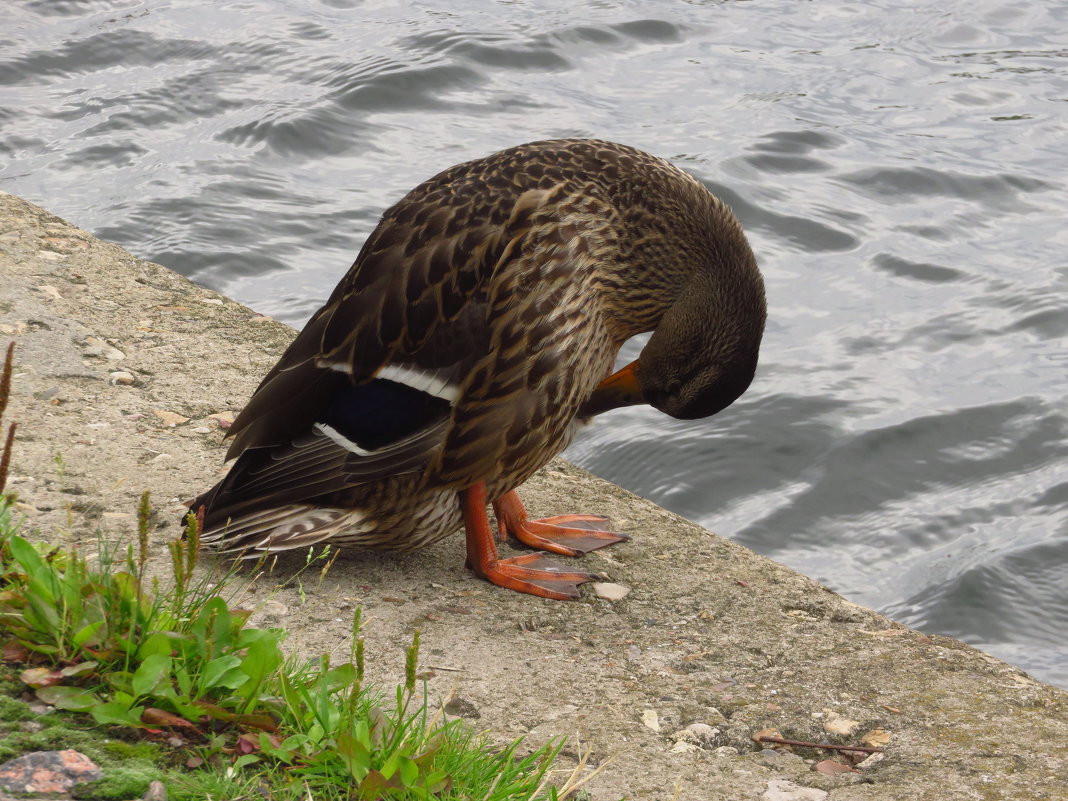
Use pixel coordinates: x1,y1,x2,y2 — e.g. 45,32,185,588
0,750,103,794
153,410,189,427
149,453,172,465
814,759,856,775
41,236,89,252
249,600,289,627
860,728,891,748
443,696,480,719
684,722,719,747
641,709,661,732
761,779,828,801
703,706,727,725
713,746,739,757
751,727,787,749
141,779,167,801
856,752,886,770
822,710,860,737
109,371,136,385
82,336,125,360
756,748,803,768
35,284,64,301
208,411,237,429
626,644,642,661
670,740,700,754
190,426,211,434
592,582,631,601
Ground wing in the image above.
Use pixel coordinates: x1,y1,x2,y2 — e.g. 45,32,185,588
224,176,561,459
195,170,573,535
198,141,644,533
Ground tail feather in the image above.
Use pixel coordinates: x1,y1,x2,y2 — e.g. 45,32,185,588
199,504,366,555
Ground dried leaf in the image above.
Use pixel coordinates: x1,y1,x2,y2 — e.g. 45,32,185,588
752,728,790,750
2,641,31,663
141,708,197,729
21,667,63,688
233,712,280,732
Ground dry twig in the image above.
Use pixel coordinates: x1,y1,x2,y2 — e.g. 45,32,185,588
757,734,884,754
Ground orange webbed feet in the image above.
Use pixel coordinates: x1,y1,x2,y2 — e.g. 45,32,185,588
462,483,609,600
492,490,629,557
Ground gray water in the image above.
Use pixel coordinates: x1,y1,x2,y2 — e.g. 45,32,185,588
2,0,1066,687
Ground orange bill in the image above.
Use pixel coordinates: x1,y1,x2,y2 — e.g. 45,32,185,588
577,359,645,417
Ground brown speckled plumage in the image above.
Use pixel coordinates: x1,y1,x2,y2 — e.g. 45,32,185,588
192,139,766,559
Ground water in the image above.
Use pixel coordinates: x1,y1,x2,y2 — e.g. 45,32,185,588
2,0,1066,687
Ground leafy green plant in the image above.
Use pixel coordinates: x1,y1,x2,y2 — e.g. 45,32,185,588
0,339,594,799
0,501,582,799
2,504,290,733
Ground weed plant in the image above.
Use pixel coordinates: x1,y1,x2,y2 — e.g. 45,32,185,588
0,342,582,800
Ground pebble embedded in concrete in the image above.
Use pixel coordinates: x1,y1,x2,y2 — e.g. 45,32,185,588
153,410,189,427
822,710,860,737
592,582,631,600
249,600,289,627
109,370,136,385
82,336,125,360
684,722,718,747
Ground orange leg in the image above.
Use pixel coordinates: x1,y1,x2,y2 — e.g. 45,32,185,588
462,483,598,600
492,490,629,557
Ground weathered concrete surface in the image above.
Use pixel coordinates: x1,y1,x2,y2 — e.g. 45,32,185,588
1,190,1066,800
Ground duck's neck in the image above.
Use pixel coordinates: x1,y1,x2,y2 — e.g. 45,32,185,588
602,183,763,346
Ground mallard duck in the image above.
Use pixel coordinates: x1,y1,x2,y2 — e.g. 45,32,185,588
191,139,766,600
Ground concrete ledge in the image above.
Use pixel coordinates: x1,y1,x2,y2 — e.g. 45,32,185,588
2,191,1065,800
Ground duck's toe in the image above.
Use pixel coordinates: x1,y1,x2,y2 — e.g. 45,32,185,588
493,490,629,557
471,551,598,600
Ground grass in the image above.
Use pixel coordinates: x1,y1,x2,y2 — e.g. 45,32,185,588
0,342,603,800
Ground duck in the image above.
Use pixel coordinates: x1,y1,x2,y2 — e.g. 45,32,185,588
190,139,766,600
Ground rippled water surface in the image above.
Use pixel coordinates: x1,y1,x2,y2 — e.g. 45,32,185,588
2,0,1066,686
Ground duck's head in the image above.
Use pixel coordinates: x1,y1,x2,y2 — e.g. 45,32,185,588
579,268,766,421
